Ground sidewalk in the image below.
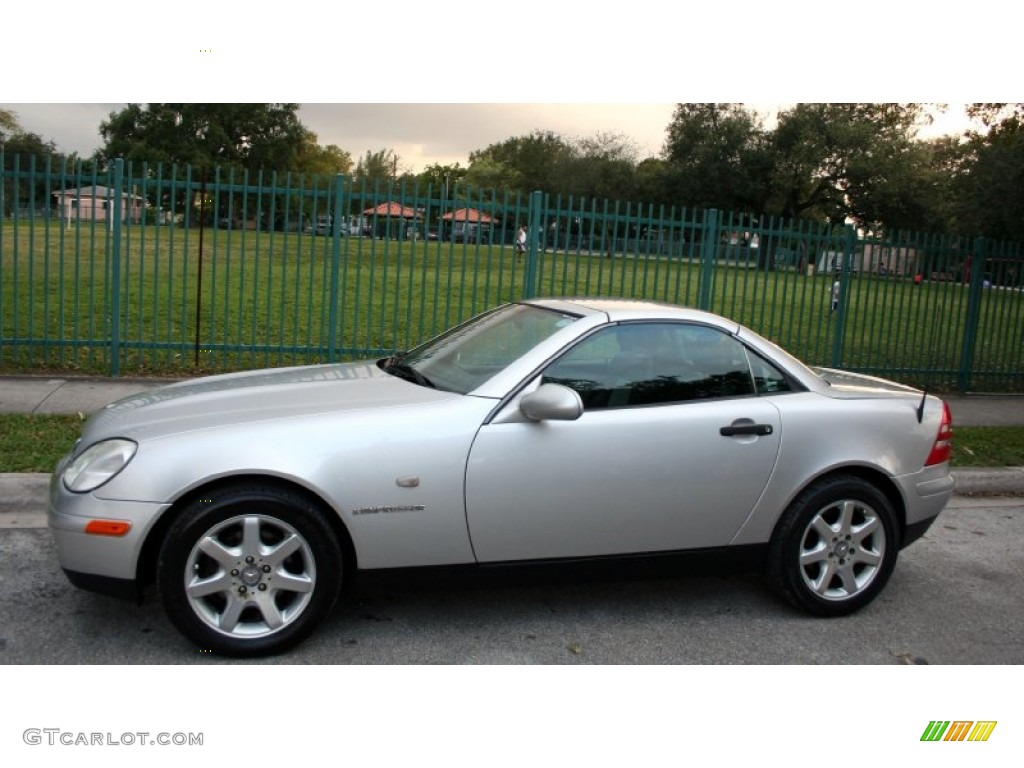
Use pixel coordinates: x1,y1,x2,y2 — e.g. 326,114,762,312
1,375,1022,519
0,375,179,416
3,373,1022,424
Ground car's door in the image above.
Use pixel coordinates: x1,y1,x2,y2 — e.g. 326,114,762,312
464,321,785,563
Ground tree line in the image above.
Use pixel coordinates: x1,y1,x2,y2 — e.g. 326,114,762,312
2,103,1022,241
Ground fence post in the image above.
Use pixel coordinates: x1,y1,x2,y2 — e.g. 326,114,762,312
957,237,987,393
327,174,345,361
697,209,718,310
522,190,543,299
110,157,124,377
830,224,856,368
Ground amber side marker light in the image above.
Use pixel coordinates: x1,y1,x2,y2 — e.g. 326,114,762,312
84,520,132,536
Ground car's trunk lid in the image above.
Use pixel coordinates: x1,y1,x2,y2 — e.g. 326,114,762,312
813,367,920,399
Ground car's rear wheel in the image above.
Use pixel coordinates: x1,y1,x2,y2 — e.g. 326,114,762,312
767,475,899,616
157,484,342,656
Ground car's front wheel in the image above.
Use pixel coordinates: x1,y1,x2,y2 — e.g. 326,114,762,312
157,484,343,656
767,475,899,617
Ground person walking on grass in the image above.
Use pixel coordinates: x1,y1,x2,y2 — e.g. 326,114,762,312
515,225,527,259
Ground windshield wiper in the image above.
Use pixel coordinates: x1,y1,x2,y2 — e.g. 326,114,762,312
383,360,436,389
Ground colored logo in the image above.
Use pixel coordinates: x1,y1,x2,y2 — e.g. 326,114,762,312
921,721,997,742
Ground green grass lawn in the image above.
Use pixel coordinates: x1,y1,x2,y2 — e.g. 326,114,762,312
0,414,84,472
2,220,1022,391
952,426,1024,467
1,414,1020,473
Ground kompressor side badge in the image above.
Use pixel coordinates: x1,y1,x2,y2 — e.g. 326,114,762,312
351,476,424,515
352,505,426,516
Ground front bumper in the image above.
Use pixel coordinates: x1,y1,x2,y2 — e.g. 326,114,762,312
62,568,142,601
48,468,169,590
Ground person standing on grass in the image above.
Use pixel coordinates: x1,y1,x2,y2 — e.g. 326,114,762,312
831,273,841,313
516,225,527,258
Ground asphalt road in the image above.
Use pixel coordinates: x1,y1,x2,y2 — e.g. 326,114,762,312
1,496,1021,665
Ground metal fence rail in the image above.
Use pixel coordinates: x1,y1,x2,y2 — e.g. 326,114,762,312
2,155,1022,392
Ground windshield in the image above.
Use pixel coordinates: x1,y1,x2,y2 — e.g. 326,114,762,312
383,303,580,394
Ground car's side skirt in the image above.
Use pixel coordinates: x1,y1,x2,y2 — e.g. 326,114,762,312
353,544,769,591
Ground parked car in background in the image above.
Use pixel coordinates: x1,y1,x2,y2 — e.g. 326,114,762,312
346,215,371,237
49,298,954,656
312,215,335,236
449,223,490,244
264,213,309,233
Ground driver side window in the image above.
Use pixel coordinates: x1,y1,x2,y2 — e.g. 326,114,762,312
542,322,756,409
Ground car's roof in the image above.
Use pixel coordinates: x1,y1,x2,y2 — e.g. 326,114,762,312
525,297,739,329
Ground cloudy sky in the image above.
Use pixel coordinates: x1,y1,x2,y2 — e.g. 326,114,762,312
3,4,1008,174
1,103,683,172
1,101,980,176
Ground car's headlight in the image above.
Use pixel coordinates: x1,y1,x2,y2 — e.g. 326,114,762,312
63,439,138,493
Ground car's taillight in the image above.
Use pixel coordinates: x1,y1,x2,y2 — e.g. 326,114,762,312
925,401,953,466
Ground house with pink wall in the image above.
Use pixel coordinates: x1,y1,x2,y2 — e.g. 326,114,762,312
53,185,145,223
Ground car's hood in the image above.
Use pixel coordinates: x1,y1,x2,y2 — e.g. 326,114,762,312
813,367,920,398
79,361,458,444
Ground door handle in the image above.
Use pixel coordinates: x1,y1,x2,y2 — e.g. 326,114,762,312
720,423,773,437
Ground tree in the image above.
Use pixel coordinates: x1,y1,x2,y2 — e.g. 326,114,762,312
294,133,353,177
418,163,467,196
464,157,521,195
661,103,770,214
563,131,641,203
633,157,674,207
951,104,1024,240
2,131,59,159
1,109,65,165
468,130,574,195
99,103,312,172
1,109,75,216
767,103,930,226
965,103,1024,128
0,107,20,140
353,149,406,187
466,128,650,204
839,136,961,236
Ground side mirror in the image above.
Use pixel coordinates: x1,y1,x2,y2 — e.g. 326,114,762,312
519,383,583,422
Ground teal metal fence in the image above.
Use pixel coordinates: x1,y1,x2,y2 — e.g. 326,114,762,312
2,154,1022,391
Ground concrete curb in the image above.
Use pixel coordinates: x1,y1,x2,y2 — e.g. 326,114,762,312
951,467,1024,496
0,474,50,516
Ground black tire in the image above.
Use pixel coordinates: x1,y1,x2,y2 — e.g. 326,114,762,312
767,475,900,617
157,483,343,656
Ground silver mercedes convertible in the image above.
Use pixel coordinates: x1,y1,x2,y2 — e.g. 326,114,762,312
49,298,954,655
